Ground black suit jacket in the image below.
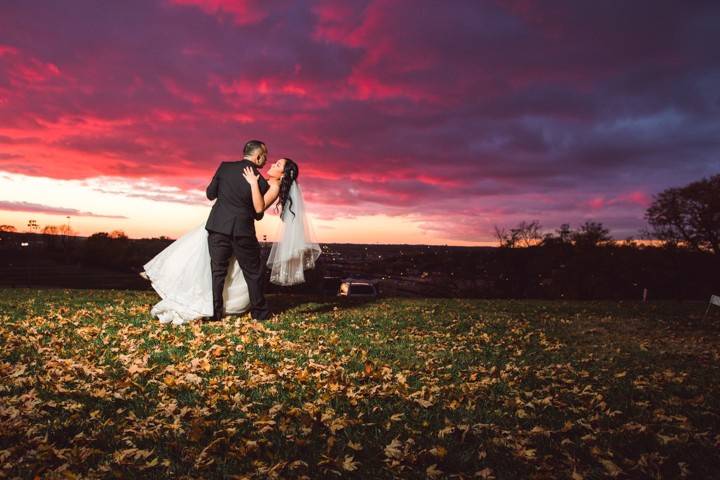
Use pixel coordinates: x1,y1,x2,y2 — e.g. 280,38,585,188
205,160,269,237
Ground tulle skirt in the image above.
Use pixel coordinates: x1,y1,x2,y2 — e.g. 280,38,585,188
143,224,251,325
266,182,322,285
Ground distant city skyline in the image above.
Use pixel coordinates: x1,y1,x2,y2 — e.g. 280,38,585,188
1,1,718,245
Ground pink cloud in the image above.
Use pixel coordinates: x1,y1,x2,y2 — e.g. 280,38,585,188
167,0,268,25
0,44,19,56
583,191,652,211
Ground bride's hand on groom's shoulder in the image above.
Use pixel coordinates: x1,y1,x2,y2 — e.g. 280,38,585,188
242,166,259,185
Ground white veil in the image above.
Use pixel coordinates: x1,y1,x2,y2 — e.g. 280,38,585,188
267,181,321,285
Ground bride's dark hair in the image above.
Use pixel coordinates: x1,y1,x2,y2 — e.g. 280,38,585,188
276,158,299,219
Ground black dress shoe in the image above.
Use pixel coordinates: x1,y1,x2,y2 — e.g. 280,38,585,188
251,311,272,322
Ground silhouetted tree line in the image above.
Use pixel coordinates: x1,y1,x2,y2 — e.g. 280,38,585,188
82,231,173,271
493,173,719,253
484,174,720,299
0,228,173,272
2,173,717,298
494,220,614,249
471,237,717,300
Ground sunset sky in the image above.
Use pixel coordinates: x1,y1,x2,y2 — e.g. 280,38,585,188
1,1,718,245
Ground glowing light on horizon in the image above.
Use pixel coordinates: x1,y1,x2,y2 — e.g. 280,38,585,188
0,172,490,245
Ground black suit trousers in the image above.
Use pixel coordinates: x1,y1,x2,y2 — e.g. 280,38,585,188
207,231,270,320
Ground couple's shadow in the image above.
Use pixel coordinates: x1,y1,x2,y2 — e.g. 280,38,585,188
266,294,377,317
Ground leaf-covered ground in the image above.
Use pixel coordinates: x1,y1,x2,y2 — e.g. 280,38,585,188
1,289,719,479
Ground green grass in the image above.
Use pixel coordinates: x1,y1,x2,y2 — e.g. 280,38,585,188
1,289,719,479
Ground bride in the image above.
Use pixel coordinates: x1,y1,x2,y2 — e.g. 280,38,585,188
142,158,321,325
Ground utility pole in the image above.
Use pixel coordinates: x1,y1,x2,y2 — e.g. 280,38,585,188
64,216,71,262
25,219,38,286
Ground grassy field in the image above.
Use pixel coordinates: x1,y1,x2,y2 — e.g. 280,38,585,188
1,289,719,479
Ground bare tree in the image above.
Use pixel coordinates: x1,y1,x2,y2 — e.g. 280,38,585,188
494,220,543,247
493,225,513,247
556,223,573,244
512,220,543,247
644,174,720,254
57,224,75,236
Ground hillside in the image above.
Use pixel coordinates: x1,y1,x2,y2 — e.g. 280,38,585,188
2,231,719,299
1,289,719,478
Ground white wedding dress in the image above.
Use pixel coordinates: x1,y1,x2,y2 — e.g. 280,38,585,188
143,181,321,325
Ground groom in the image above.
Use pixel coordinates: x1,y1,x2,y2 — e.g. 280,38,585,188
205,139,271,322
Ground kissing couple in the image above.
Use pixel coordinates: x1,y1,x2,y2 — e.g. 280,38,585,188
142,139,321,325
